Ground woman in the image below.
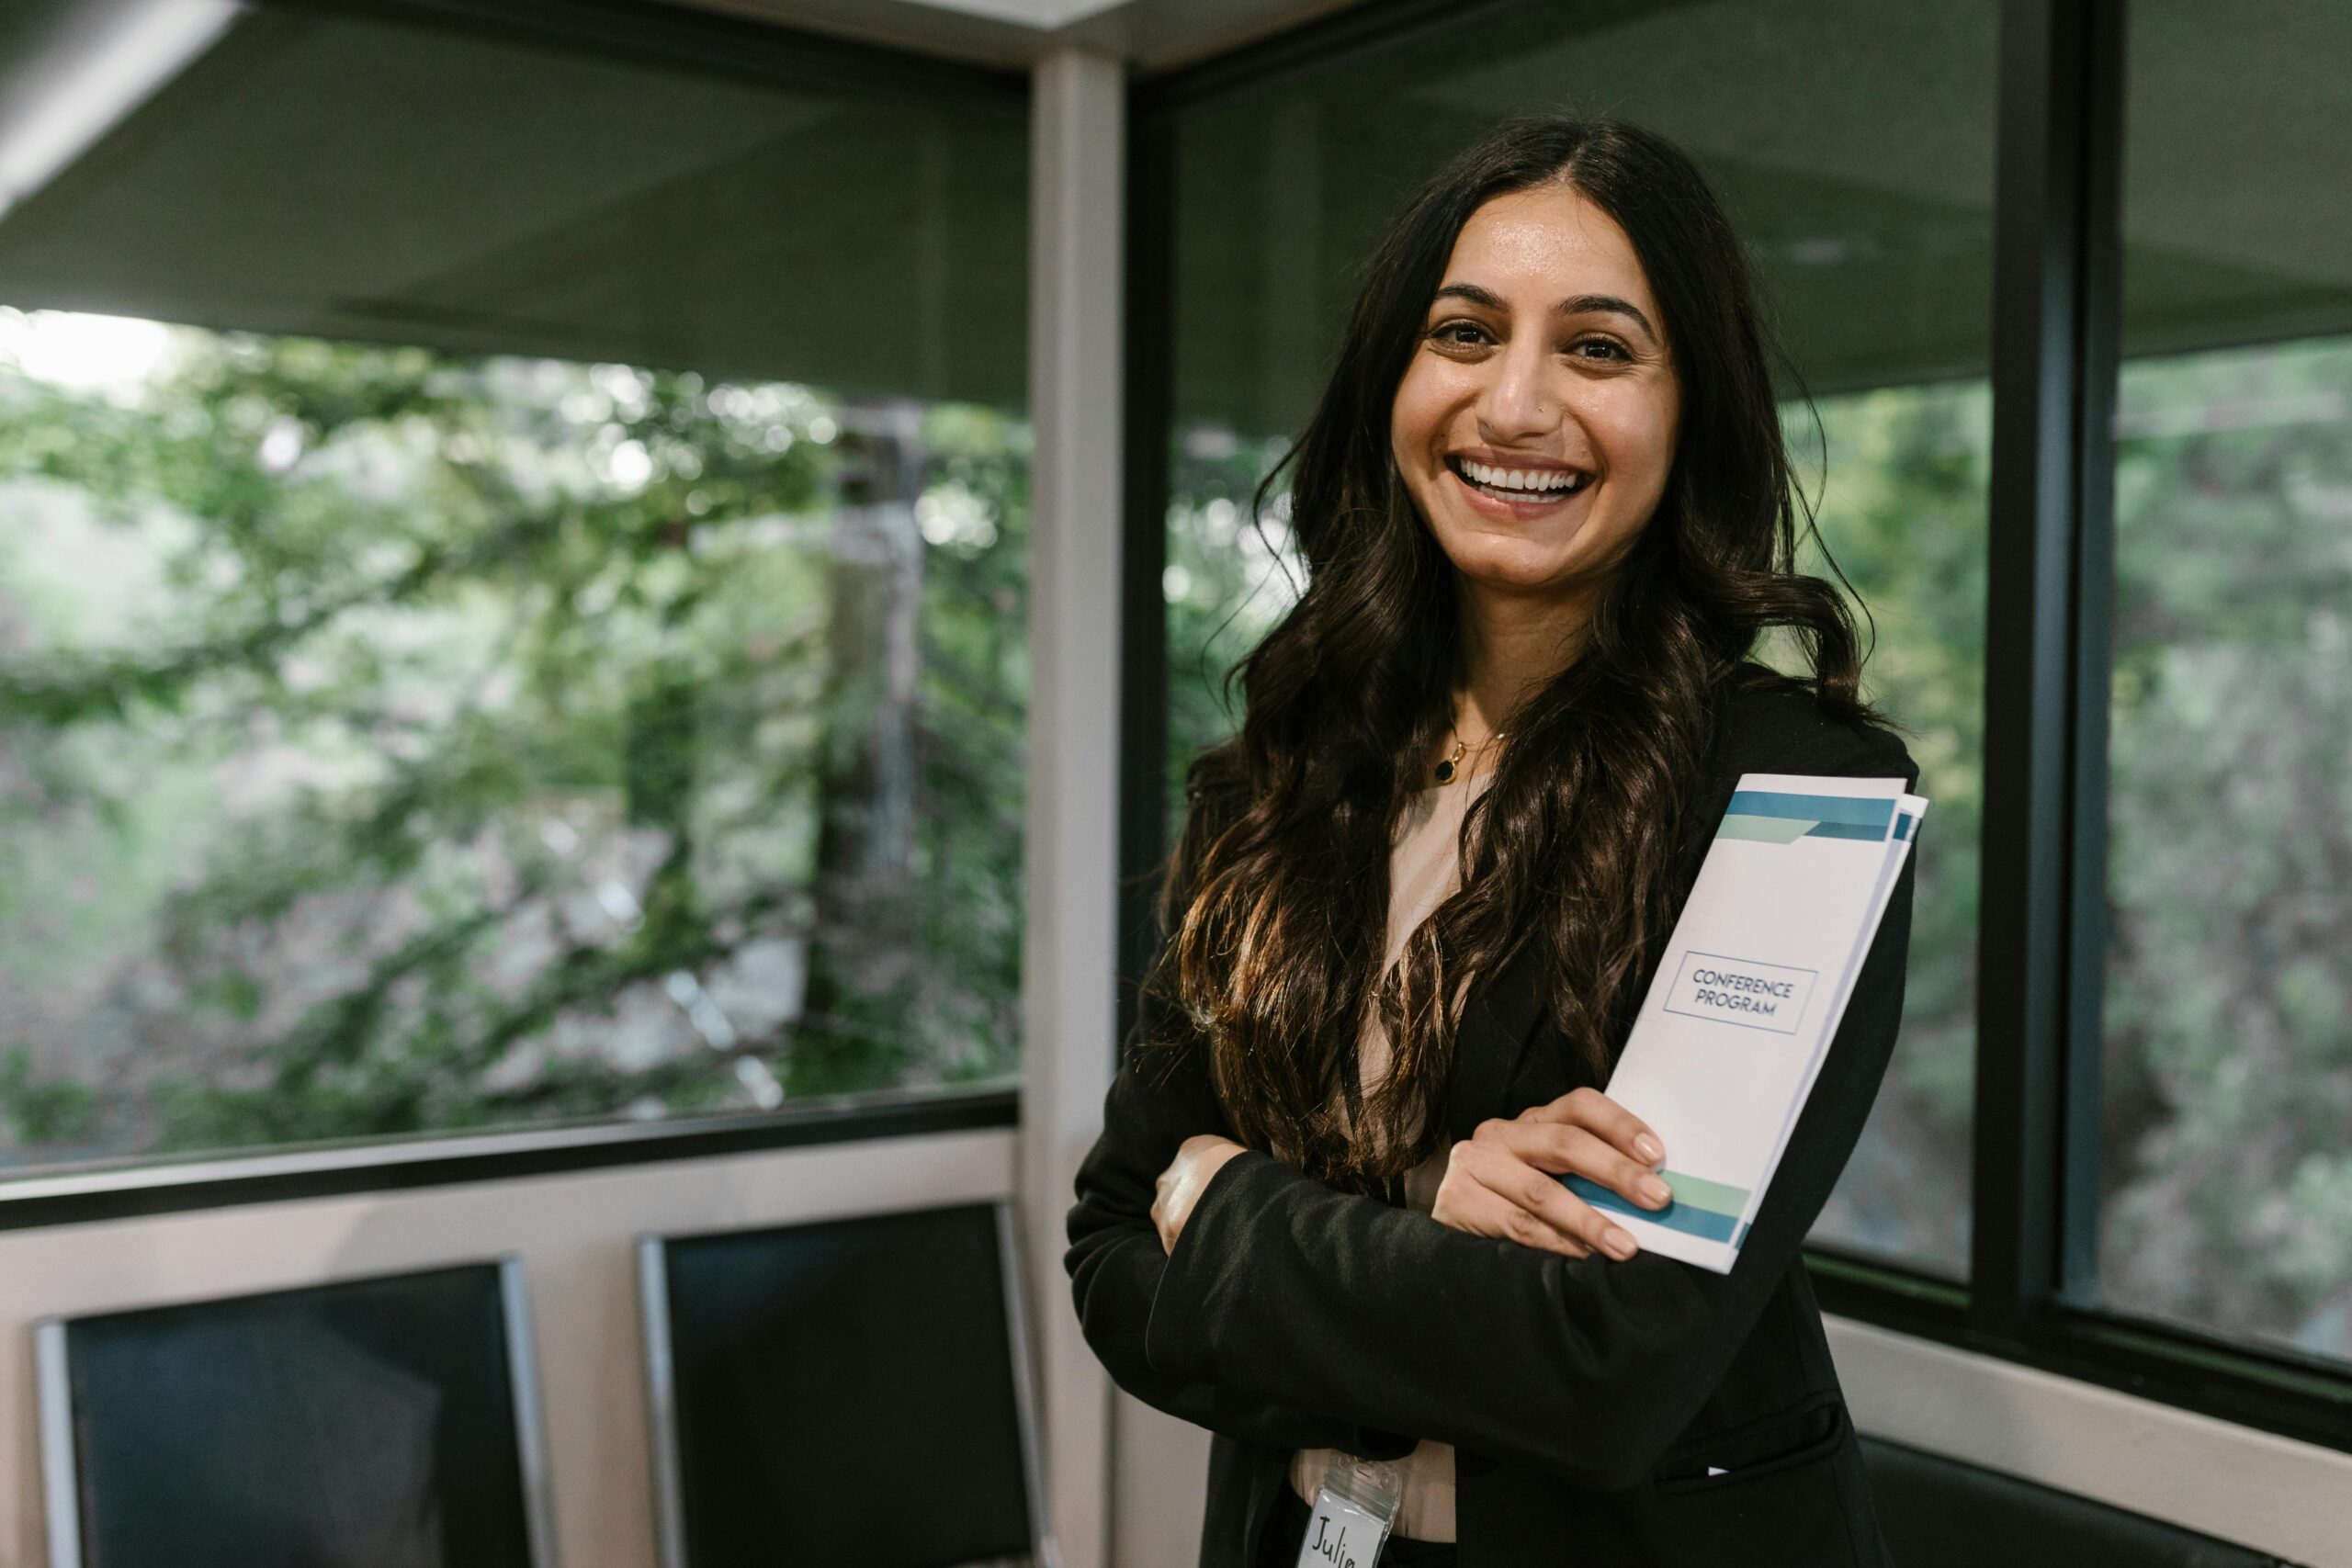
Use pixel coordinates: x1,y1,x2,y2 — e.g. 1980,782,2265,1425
1067,113,1917,1567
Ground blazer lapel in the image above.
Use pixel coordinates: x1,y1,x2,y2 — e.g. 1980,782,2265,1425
1442,934,1553,1143
1435,708,1737,1150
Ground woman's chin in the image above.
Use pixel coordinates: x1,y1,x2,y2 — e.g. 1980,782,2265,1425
1444,549,1600,606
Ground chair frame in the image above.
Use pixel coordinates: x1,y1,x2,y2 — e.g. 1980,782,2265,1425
34,1255,560,1568
637,1199,1050,1568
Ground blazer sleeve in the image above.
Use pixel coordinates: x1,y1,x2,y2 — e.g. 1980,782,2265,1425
1133,715,1918,1491
1063,814,1417,1457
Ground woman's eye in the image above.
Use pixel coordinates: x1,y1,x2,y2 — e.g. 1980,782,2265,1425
1570,337,1631,362
1430,321,1490,347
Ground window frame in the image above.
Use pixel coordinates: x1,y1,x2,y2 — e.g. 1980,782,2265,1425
1118,0,2352,1457
0,0,1030,1226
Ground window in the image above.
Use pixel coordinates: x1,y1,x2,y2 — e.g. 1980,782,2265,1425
2098,0,2352,1363
1147,0,2000,1278
1790,380,1988,1275
1127,0,2352,1450
0,1,1029,1170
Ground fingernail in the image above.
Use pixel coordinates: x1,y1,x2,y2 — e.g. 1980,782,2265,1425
1603,1228,1638,1260
1639,1175,1672,1208
1634,1134,1664,1165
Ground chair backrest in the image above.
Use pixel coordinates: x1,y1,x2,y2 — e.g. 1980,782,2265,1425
1860,1436,2291,1568
639,1200,1044,1568
38,1258,555,1568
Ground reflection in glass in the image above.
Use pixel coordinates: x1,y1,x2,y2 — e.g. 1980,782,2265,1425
2099,0,2352,1364
2102,340,2352,1360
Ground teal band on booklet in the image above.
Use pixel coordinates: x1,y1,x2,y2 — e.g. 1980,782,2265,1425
1718,791,1896,844
1563,1174,1742,1244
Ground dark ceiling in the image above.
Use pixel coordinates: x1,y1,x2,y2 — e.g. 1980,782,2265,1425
1163,0,2352,436
0,0,2344,434
0,2,1031,405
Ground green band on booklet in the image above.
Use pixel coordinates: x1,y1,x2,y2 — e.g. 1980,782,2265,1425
1658,1169,1749,1213
1563,1171,1747,1245
1715,814,1814,844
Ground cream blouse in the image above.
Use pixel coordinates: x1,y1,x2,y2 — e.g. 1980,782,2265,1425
1286,765,1494,1542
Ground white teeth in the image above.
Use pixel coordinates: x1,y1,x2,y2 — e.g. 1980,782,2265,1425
1457,457,1583,496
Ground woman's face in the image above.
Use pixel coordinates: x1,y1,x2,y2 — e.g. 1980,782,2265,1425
1389,182,1680,616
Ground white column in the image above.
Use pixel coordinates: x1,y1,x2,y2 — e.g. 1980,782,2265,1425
1023,43,1125,1568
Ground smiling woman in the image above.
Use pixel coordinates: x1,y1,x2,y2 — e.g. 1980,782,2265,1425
1070,113,1918,1568
1155,4,1998,1295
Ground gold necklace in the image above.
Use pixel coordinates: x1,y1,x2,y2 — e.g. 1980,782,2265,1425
1433,720,1506,785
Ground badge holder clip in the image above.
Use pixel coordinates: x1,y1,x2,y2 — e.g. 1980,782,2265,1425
1294,1452,1403,1568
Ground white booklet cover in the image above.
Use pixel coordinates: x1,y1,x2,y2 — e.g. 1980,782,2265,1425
1564,773,1928,1273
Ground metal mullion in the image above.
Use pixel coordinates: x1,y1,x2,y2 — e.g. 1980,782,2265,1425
1971,0,2098,1340
1115,107,1177,1066
2056,0,2127,1307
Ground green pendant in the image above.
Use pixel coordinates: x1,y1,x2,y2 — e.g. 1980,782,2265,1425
1433,758,1458,785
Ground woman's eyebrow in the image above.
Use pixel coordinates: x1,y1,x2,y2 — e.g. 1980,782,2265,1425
1430,281,1659,343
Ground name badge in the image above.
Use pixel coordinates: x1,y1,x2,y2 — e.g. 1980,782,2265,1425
1294,1485,1391,1568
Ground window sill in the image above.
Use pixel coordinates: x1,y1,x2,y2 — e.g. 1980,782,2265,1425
0,1082,1019,1232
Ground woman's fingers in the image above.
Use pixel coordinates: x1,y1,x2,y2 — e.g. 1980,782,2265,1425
1435,1142,1582,1256
1521,1086,1666,1168
1457,1174,1595,1258
1479,1152,1639,1259
1149,1134,1246,1256
1438,1141,1630,1259
1439,1100,1677,1261
1496,1121,1673,1213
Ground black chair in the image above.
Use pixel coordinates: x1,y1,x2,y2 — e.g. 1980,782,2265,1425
37,1258,556,1568
1860,1435,2298,1568
639,1200,1044,1568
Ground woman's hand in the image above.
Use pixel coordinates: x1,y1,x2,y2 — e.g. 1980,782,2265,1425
1430,1088,1670,1260
1152,1133,1248,1256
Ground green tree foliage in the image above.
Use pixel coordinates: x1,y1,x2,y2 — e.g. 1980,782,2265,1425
1786,383,1986,1274
0,321,1026,1164
2101,339,2352,1359
1161,425,1302,821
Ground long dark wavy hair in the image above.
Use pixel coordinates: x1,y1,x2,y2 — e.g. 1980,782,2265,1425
1148,113,1879,1190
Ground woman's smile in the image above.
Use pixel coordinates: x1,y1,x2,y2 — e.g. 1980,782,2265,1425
1444,448,1596,520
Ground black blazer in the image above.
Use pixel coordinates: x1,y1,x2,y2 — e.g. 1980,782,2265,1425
1066,664,1919,1567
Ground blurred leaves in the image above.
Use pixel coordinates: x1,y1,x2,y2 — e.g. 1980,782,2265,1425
2099,339,2352,1359
0,322,1027,1164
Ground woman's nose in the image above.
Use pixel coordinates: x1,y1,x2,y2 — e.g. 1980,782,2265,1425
1477,338,1557,443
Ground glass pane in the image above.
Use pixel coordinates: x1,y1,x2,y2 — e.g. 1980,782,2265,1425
1791,385,1987,1271
0,4,1028,1169
2100,0,2352,1361
1160,0,1997,1277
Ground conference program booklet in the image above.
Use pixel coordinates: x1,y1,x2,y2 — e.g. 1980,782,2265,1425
1564,773,1928,1273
